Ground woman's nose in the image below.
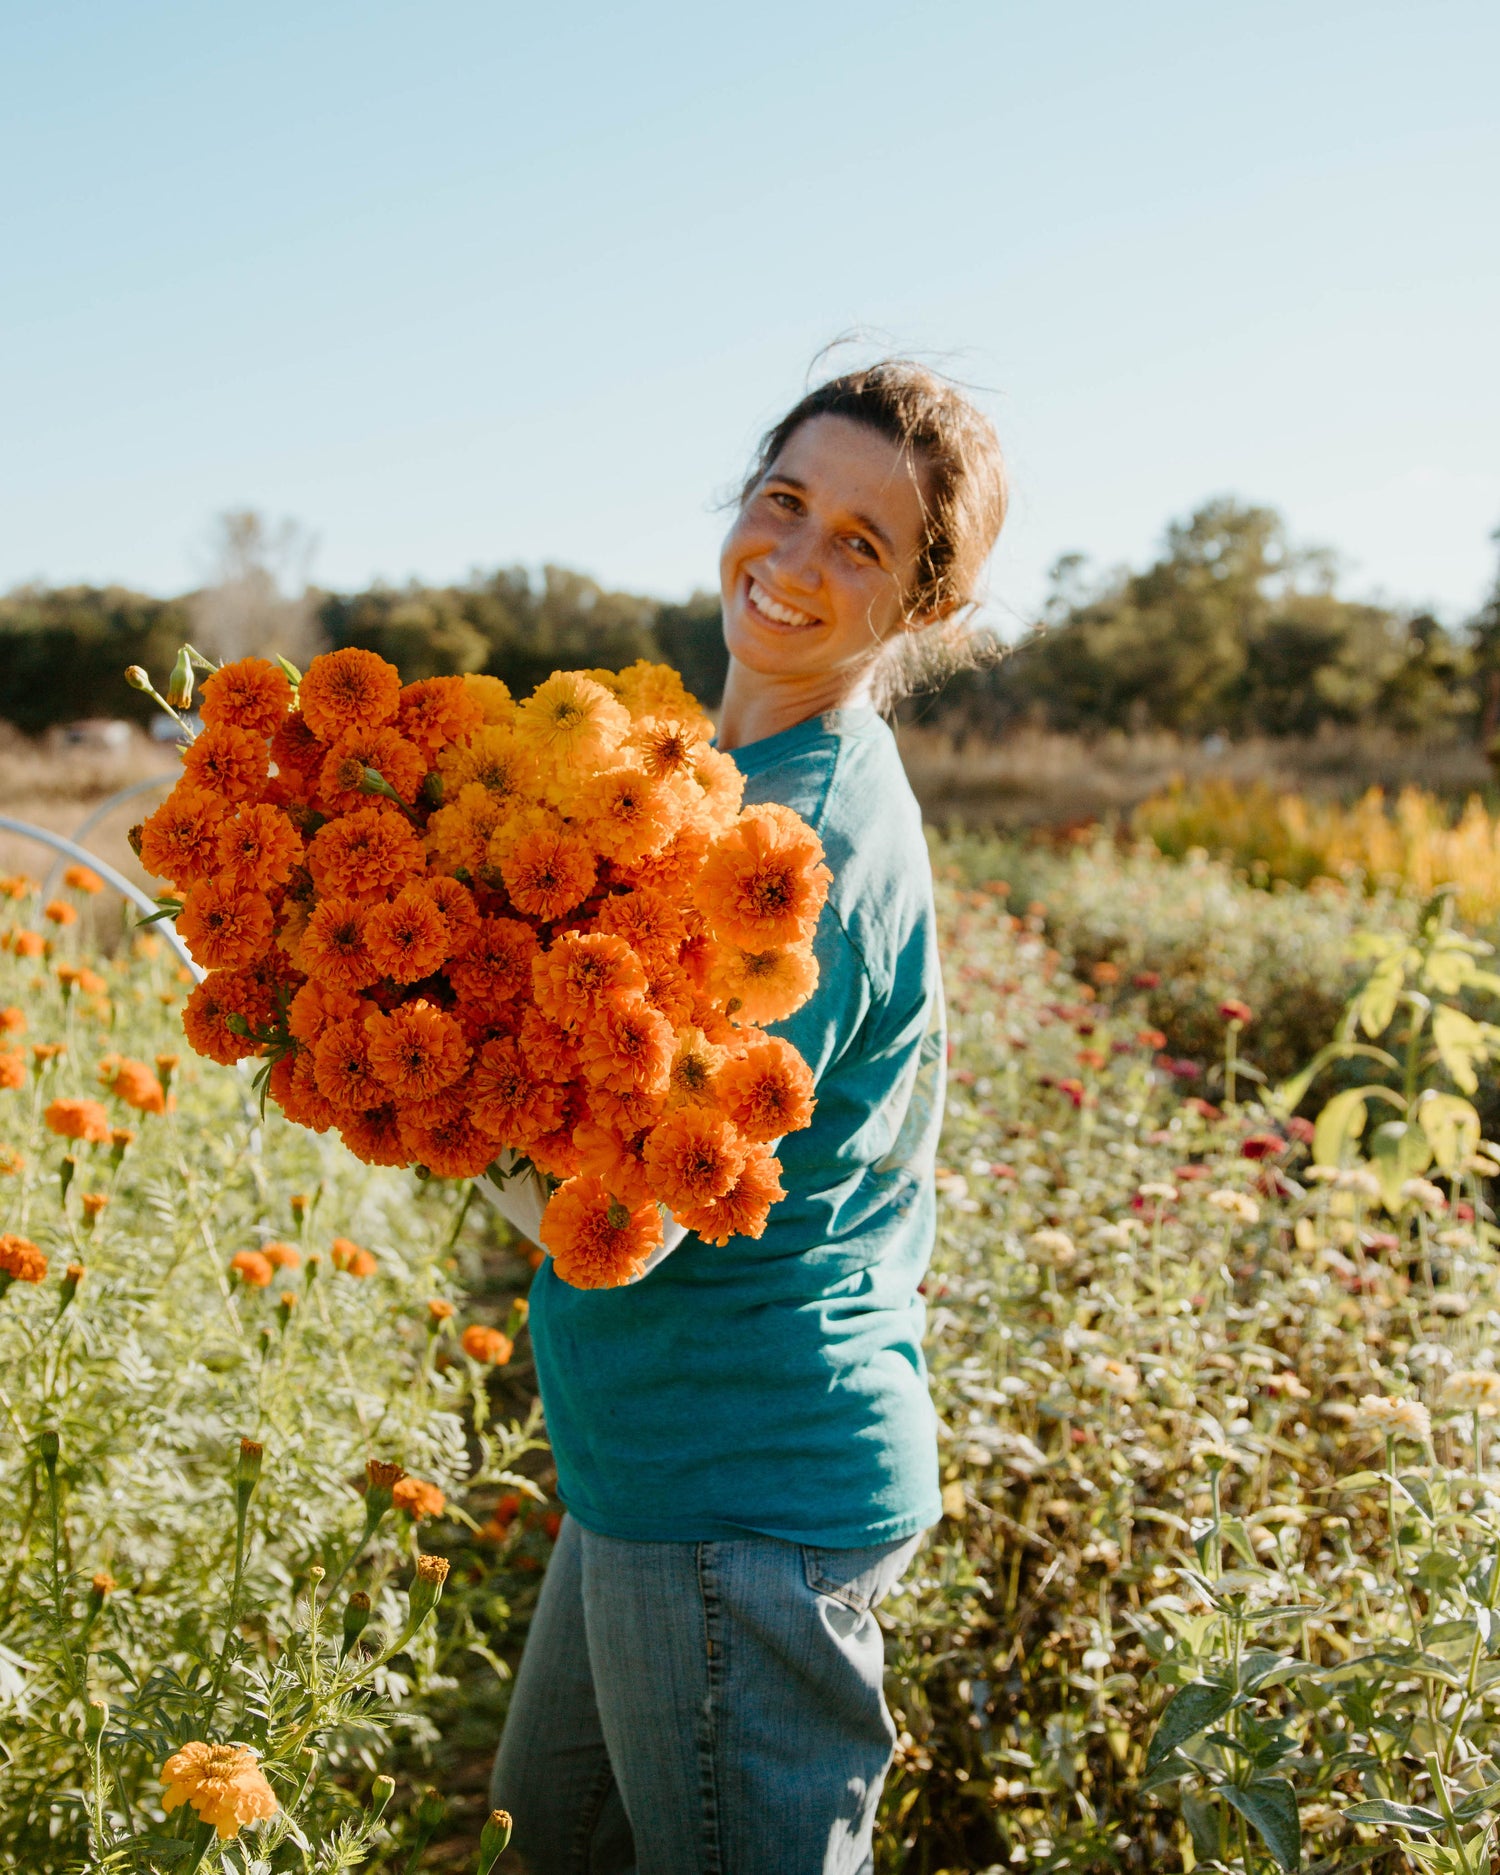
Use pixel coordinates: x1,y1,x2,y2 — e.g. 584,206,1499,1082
764,536,822,596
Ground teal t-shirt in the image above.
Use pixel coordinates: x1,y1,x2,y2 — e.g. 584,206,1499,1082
527,705,945,1547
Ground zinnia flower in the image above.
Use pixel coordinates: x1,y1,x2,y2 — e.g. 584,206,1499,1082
160,1741,279,1840
138,785,230,890
714,1035,815,1142
397,675,485,758
695,805,831,950
318,725,427,814
177,880,275,972
576,997,675,1098
364,886,451,983
1219,999,1254,1025
708,942,819,1024
297,646,402,741
447,916,540,1006
392,1476,445,1520
540,1174,662,1288
307,805,425,901
532,932,647,1030
198,657,293,737
299,899,380,994
1357,1394,1431,1444
513,671,629,772
230,1249,274,1287
672,1144,784,1246
1207,1188,1261,1224
461,1324,513,1365
180,723,269,805
45,1097,112,1144
1444,1371,1500,1415
496,816,596,921
643,1108,747,1210
214,804,304,892
0,1234,47,1285
364,1001,470,1101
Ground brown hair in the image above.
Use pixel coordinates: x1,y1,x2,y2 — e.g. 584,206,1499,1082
739,358,1008,705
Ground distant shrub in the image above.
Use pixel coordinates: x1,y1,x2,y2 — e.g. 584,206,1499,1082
0,587,190,733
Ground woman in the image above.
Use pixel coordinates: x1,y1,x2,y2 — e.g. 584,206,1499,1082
492,359,1007,1873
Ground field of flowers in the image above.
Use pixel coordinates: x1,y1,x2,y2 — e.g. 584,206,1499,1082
4,820,1500,1872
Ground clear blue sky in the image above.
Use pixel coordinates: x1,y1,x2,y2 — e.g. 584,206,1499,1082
3,0,1496,632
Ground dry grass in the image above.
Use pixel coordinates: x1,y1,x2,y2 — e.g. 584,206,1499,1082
0,723,178,903
897,722,1494,828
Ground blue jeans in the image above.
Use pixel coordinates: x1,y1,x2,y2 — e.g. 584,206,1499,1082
489,1514,922,1874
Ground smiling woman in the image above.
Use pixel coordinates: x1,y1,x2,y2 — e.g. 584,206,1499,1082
491,358,1009,1875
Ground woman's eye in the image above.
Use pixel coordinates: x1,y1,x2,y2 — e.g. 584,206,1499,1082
768,490,801,513
846,535,878,560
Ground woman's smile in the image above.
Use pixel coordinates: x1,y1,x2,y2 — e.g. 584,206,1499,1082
744,576,821,633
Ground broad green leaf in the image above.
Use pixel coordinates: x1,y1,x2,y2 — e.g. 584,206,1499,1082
1432,1004,1487,1095
1222,1777,1301,1871
1332,1471,1388,1491
1343,1798,1445,1830
1368,1119,1432,1212
1271,1041,1399,1117
1146,1680,1236,1768
1312,1084,1404,1169
1418,1091,1482,1174
1358,956,1406,1038
1425,945,1478,996
1451,1781,1500,1823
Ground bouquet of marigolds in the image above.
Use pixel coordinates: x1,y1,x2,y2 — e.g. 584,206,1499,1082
134,647,828,1287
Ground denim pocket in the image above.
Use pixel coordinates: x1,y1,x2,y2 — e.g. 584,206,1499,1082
800,1536,920,1614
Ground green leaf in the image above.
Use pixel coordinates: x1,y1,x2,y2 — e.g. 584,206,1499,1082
1222,1778,1302,1871
1450,1781,1500,1823
1432,1004,1488,1096
1417,1091,1482,1175
1343,1798,1445,1830
1332,1471,1388,1491
1368,1119,1433,1212
1271,1040,1400,1116
1146,1680,1237,1768
1312,1084,1404,1169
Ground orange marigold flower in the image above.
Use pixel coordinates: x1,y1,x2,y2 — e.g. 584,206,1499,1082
447,916,539,1006
613,819,711,894
642,1107,747,1211
365,886,450,983
0,1051,25,1090
199,657,293,737
540,1174,661,1289
576,996,675,1098
63,864,104,894
298,646,402,742
230,1249,273,1287
497,817,596,921
339,1102,408,1165
428,1297,455,1321
518,1005,582,1080
591,886,687,967
0,874,35,899
160,1741,278,1841
138,784,230,890
618,658,700,719
313,1019,386,1113
461,1324,513,1364
399,1103,500,1179
397,675,485,759
0,1146,24,1175
11,930,45,957
45,1097,112,1144
177,880,274,972
0,1006,25,1035
182,974,259,1065
392,1475,445,1520
641,957,695,1029
180,723,269,805
269,1051,335,1132
330,1236,377,1276
307,805,425,901
436,723,535,802
532,932,646,1030
463,672,514,724
214,803,304,892
364,1001,469,1101
318,725,427,815
575,765,682,865
688,747,746,830
263,1241,300,1268
269,713,326,788
80,1192,110,1219
78,967,108,997
0,1234,46,1284
664,1026,729,1110
708,942,819,1024
629,714,712,781
573,1118,656,1208
286,978,367,1045
425,781,514,873
695,805,830,950
527,1119,585,1180
300,898,379,993
106,1058,167,1114
673,1143,785,1246
470,1036,567,1147
715,1035,815,1142
513,672,629,773
422,875,481,953
32,1041,66,1062
44,899,77,925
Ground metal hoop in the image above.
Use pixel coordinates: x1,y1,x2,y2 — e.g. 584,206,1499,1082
34,774,177,918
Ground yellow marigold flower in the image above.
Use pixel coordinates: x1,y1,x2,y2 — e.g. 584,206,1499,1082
436,723,534,800
462,672,515,724
1357,1394,1431,1444
513,671,629,772
613,658,698,720
160,1741,279,1840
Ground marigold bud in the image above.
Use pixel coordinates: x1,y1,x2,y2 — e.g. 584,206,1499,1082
427,1298,455,1326
408,1554,449,1628
124,666,152,692
340,1589,372,1659
415,1785,446,1831
236,1437,264,1507
479,1808,514,1871
38,1427,59,1471
61,1262,85,1307
364,1457,405,1529
166,647,195,711
370,1773,395,1818
59,1155,76,1203
85,1696,108,1740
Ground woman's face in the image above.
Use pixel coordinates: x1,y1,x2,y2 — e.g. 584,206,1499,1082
719,414,932,686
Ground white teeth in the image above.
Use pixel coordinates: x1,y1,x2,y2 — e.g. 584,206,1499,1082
749,579,816,628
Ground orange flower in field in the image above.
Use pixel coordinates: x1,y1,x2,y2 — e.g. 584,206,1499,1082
106,1058,167,1114
592,885,687,966
0,1006,25,1036
540,1174,662,1288
199,656,293,737
177,880,275,972
674,1143,785,1246
0,1147,24,1176
44,899,77,925
629,714,712,781
0,1051,24,1090
313,1019,387,1113
532,932,647,1030
715,1036,816,1142
330,1236,377,1276
422,875,480,953
64,864,104,894
214,804,304,891
299,898,379,993
392,1475,445,1520
0,1234,47,1284
463,672,514,724
364,1001,470,1100
364,886,450,983
263,1241,300,1269
10,930,44,957
461,1324,513,1364
138,785,229,890
708,943,819,1025
470,1037,567,1146
160,1741,278,1840
397,676,485,758
513,672,629,773
643,1108,747,1210
286,979,366,1045
446,917,539,1006
78,967,108,997
695,805,831,950
497,816,596,921
318,725,427,814
180,723,269,805
576,997,675,1098
307,806,425,900
230,1249,273,1287
45,1097,112,1144
298,646,402,741
398,1103,501,1179
573,1118,656,1207
339,1102,408,1165
576,765,682,865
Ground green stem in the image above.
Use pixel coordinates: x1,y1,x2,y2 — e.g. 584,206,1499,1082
207,1496,251,1713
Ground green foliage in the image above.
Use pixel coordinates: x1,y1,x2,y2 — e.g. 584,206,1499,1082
0,588,192,735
